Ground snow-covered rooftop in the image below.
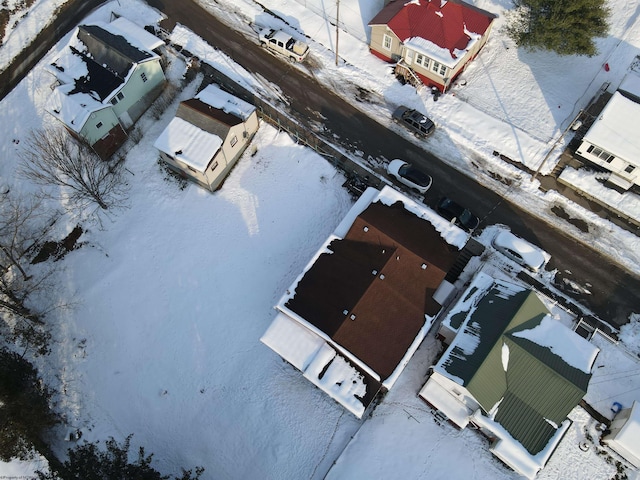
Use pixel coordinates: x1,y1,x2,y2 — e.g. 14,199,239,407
195,84,256,121
618,68,640,99
583,92,640,166
153,116,223,172
45,18,162,131
472,409,571,479
46,83,105,132
606,400,640,468
512,315,600,374
405,36,464,68
260,312,372,418
108,17,164,52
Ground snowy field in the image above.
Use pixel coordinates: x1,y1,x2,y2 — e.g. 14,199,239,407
0,0,640,479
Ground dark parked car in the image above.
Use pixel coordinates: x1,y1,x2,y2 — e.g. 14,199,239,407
436,197,480,232
392,106,435,138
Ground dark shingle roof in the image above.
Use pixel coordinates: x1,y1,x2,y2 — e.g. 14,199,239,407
80,24,152,64
66,46,123,101
286,200,460,380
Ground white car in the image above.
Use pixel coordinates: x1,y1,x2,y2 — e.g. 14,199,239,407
387,159,433,194
258,28,309,63
492,230,551,273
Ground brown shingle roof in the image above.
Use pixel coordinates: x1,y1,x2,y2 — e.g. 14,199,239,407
285,201,459,380
176,98,241,140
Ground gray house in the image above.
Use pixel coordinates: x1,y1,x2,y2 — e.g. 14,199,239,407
46,17,166,158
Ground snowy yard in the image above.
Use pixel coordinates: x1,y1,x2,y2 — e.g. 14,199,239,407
0,0,640,479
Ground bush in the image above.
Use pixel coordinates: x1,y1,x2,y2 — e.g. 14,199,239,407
37,434,204,480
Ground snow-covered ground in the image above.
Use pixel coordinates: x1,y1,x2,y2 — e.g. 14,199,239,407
193,0,640,276
0,0,69,69
1,0,640,479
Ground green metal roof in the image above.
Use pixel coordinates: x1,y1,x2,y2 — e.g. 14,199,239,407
441,282,592,455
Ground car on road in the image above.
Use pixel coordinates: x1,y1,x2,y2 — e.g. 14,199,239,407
387,159,432,193
492,230,550,273
392,106,435,138
258,27,309,63
436,197,480,232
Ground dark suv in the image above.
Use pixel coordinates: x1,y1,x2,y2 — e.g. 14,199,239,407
392,106,435,138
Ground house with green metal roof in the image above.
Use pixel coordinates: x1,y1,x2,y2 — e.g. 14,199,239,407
420,272,599,478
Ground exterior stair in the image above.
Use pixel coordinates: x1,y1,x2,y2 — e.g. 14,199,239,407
445,238,485,283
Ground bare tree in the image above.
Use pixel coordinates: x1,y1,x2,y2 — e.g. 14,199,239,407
19,127,128,214
0,193,60,355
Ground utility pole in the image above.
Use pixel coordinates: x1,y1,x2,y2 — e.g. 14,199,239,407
335,0,340,66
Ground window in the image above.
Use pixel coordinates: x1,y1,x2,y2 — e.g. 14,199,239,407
588,146,615,162
415,53,430,69
383,34,392,50
625,165,636,173
110,97,118,105
96,122,103,129
187,165,197,173
117,92,124,101
230,135,238,147
141,72,148,83
430,61,446,76
211,161,219,171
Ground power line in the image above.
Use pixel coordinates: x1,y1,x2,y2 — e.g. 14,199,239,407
596,385,640,403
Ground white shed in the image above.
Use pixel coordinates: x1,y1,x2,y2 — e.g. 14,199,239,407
603,400,640,468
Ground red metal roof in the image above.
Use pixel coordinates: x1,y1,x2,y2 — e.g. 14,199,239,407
370,0,495,54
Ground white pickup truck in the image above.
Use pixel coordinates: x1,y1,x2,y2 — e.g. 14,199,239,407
258,28,309,63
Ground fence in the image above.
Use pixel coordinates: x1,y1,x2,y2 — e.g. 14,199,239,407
193,54,383,189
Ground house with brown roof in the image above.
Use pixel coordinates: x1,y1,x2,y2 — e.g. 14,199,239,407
154,84,259,192
261,186,475,417
368,0,496,92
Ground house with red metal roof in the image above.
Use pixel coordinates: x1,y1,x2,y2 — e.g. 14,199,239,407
368,0,496,92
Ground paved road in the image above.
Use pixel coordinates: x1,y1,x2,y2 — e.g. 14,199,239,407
145,0,639,327
0,0,107,99
5,0,635,326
